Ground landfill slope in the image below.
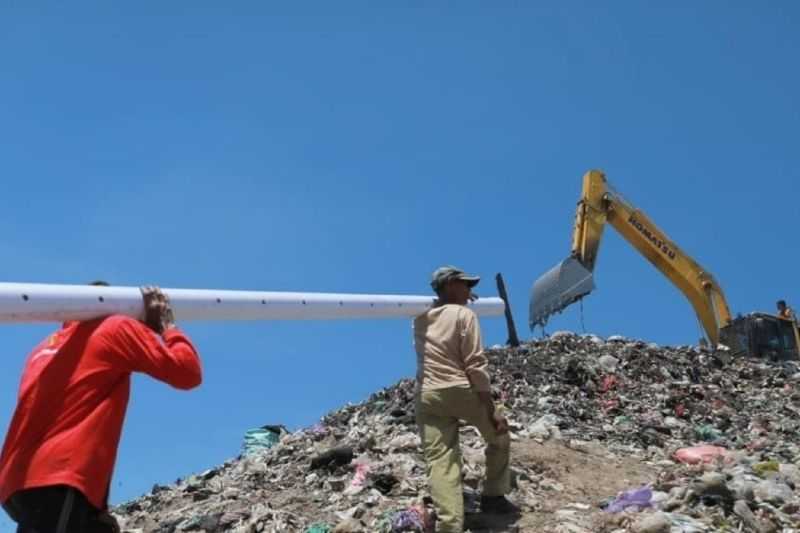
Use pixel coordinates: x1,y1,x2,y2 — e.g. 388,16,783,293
114,333,800,532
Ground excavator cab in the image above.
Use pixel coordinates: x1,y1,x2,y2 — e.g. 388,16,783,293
721,314,800,360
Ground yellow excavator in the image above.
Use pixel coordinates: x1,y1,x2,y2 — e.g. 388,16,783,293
530,169,800,360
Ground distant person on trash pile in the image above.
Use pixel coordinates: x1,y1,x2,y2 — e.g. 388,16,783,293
0,283,203,533
777,300,796,322
413,266,517,533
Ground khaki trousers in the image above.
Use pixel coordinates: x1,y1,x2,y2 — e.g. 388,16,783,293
416,386,511,533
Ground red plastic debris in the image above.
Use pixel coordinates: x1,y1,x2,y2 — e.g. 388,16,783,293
673,445,729,465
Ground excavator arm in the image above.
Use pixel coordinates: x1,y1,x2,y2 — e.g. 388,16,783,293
531,170,733,347
569,169,609,273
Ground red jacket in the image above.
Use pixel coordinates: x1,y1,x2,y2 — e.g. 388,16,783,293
0,315,202,509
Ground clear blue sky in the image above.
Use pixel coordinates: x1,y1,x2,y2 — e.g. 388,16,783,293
1,2,798,528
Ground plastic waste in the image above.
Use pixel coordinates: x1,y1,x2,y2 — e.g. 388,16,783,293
753,479,794,505
752,460,780,477
599,354,620,373
344,463,371,495
663,513,710,532
693,424,722,442
604,485,653,513
242,425,283,456
601,374,619,392
377,505,433,532
673,446,729,465
529,414,560,439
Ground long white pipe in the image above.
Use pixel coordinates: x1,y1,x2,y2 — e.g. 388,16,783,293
0,283,505,324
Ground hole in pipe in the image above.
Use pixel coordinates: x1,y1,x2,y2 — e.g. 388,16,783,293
216,298,222,303
98,297,105,303
22,294,29,301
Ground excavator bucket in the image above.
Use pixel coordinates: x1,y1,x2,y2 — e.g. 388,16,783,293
529,256,595,329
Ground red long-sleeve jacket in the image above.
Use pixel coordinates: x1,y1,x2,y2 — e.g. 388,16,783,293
0,315,202,509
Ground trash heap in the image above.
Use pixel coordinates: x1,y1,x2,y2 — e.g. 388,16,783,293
114,333,800,532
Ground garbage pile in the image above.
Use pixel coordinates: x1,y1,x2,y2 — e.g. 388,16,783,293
114,333,800,532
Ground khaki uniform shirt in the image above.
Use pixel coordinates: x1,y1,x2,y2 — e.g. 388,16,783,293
413,304,491,392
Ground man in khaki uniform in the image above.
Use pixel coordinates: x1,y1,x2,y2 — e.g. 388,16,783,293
414,266,514,533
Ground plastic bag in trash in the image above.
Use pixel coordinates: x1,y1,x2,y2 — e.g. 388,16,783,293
673,445,729,465
604,485,653,513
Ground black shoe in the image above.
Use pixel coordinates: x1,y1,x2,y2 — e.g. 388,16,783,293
480,495,519,515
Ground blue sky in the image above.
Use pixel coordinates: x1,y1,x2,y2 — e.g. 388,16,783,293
1,2,798,527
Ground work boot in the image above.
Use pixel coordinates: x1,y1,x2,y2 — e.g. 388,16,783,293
480,495,519,515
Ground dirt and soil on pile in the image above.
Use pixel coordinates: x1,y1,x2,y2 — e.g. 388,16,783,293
507,440,655,532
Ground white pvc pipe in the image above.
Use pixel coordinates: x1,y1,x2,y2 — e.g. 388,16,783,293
0,283,505,324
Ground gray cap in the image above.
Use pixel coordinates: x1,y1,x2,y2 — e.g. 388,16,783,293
430,265,480,292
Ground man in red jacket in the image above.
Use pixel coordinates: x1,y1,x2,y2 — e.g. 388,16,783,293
0,286,203,533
